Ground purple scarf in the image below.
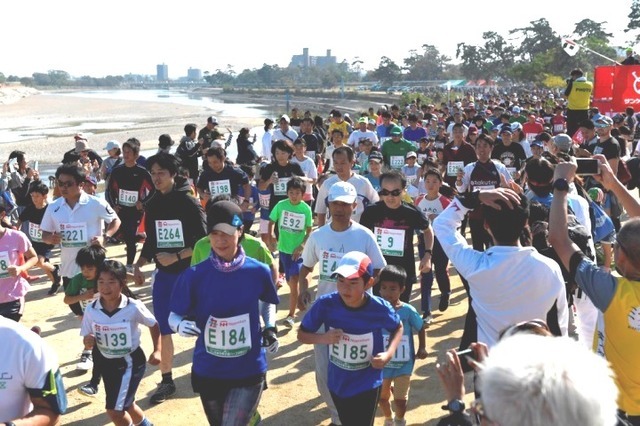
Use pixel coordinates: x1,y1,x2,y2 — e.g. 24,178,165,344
209,246,246,273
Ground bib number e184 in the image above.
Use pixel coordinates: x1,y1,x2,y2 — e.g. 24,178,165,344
204,313,252,358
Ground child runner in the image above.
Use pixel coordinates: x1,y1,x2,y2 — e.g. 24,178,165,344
17,182,61,290
63,245,106,394
239,165,260,232
81,260,160,426
268,177,313,328
377,265,427,426
298,251,403,426
414,169,452,323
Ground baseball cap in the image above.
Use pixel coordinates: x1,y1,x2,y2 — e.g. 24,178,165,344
328,181,357,204
406,151,417,159
368,119,376,125
389,126,403,136
512,106,521,114
511,122,523,132
331,251,374,280
594,116,613,128
207,116,219,125
368,151,383,163
158,134,175,148
280,114,290,123
553,133,573,152
530,139,544,148
74,133,87,141
84,176,97,186
206,200,244,235
75,140,89,153
104,140,121,151
358,117,368,124
499,126,513,135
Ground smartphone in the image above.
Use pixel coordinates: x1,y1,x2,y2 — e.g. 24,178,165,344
575,158,599,176
455,348,478,362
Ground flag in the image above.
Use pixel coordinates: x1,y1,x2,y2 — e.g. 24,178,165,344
562,38,580,57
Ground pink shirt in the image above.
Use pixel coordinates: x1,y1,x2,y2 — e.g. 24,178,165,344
0,229,31,303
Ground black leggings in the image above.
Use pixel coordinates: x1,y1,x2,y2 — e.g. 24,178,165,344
331,387,380,426
120,209,143,265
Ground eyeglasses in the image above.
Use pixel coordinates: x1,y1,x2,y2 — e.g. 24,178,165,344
57,180,77,188
379,189,402,197
500,319,550,339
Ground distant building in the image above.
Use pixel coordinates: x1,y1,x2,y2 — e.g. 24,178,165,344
156,64,169,81
290,48,337,68
187,68,203,81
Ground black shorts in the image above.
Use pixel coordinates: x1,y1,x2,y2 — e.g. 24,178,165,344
32,242,53,259
69,302,84,316
0,298,24,321
94,346,146,411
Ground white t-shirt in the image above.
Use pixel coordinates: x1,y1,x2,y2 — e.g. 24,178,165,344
261,130,274,159
347,130,379,148
272,128,298,143
314,173,379,223
301,222,387,297
291,155,318,199
80,295,157,359
40,192,118,278
0,317,59,422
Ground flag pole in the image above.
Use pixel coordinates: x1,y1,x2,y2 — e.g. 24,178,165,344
563,37,621,65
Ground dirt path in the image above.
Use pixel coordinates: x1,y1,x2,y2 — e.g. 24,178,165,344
21,240,474,426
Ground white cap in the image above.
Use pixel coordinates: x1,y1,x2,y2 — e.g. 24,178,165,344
328,181,357,204
104,140,121,151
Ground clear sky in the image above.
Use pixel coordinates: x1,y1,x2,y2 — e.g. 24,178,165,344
1,0,635,79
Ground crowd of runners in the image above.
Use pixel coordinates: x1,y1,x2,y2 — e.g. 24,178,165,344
1,81,640,426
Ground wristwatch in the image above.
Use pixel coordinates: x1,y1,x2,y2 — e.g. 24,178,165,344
553,178,569,192
441,399,466,413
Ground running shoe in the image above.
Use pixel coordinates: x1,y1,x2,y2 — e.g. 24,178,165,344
439,294,450,312
76,351,93,371
423,314,433,326
78,384,99,397
47,282,61,296
30,325,41,335
283,315,295,329
394,418,407,426
52,264,62,286
150,382,176,404
383,419,394,426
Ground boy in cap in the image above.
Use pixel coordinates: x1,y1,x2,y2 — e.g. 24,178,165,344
298,251,402,426
157,134,174,154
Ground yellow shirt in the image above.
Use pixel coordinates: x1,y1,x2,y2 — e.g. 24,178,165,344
567,79,593,110
328,121,351,140
594,277,640,414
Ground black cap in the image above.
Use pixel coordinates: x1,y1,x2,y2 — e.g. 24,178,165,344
206,201,244,235
158,134,174,148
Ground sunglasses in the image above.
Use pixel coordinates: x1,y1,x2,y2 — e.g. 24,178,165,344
57,180,77,188
379,189,402,197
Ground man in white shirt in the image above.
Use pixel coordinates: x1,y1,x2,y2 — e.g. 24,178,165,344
41,164,120,294
298,181,386,426
347,117,379,149
272,114,298,143
315,146,379,226
433,188,568,350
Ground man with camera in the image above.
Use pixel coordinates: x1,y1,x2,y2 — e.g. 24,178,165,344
564,68,593,137
549,157,640,425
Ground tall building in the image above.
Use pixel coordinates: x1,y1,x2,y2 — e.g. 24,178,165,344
289,48,336,68
156,64,169,81
187,68,203,81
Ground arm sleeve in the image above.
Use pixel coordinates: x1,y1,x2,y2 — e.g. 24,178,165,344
169,268,194,316
432,199,482,278
569,252,618,311
259,266,280,305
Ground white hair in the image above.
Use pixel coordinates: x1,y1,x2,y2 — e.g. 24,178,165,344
479,335,618,426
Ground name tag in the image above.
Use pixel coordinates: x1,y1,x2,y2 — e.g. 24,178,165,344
390,156,404,169
447,161,464,177
319,250,344,284
209,179,232,196
0,251,10,279
330,331,374,371
553,123,564,133
28,222,43,242
375,227,405,257
258,193,270,210
118,189,138,207
205,313,252,358
405,175,417,186
274,178,290,196
417,153,428,164
155,220,185,248
60,222,88,248
94,323,132,358
281,211,305,232
383,334,411,368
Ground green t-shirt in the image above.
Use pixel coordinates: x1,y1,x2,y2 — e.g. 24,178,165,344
64,273,96,296
381,139,416,169
191,233,275,266
269,199,313,254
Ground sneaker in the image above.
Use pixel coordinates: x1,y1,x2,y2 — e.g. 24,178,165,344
383,419,394,426
78,383,99,397
283,315,295,328
248,411,262,426
47,282,61,296
52,264,62,286
150,382,176,404
276,274,286,289
423,314,433,326
394,418,407,426
126,264,134,274
439,294,450,312
76,351,93,371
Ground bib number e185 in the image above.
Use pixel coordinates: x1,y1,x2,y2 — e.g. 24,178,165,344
330,331,373,371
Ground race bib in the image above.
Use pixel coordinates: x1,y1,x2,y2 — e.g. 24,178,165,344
155,220,185,248
0,251,10,279
307,151,316,161
204,313,251,358
526,133,537,142
274,178,290,196
28,222,43,242
209,179,232,196
553,123,564,133
319,250,344,283
417,153,428,165
330,331,374,371
118,189,138,207
281,211,305,232
60,222,88,248
383,334,411,369
94,323,132,358
78,288,93,311
375,227,405,257
258,193,270,210
390,156,404,169
405,175,417,187
447,161,464,177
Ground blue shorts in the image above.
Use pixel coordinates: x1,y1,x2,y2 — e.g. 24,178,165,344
95,346,146,411
151,269,181,335
280,253,303,281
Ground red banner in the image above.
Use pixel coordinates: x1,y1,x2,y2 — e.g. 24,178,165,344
593,65,640,113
